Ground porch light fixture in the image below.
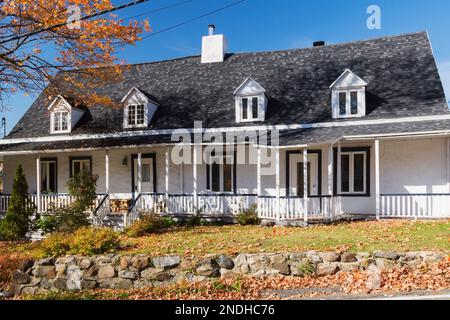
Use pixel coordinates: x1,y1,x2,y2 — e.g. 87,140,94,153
122,156,128,166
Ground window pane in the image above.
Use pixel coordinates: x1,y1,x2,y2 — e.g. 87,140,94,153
41,163,48,192
81,160,90,172
74,161,81,175
61,112,68,131
339,92,346,115
211,163,220,192
136,105,145,125
341,154,350,192
353,154,365,192
296,162,304,197
350,92,358,115
128,105,136,125
252,97,258,119
223,164,232,192
54,113,61,131
142,164,151,182
242,98,248,119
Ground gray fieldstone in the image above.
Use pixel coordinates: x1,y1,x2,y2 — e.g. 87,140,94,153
132,256,149,270
119,256,130,270
373,251,399,260
216,254,235,270
340,253,357,263
152,255,180,270
19,260,35,273
32,266,56,279
316,263,340,276
141,268,171,281
118,270,139,280
98,265,116,279
12,271,30,284
79,259,92,269
320,252,340,262
66,265,83,290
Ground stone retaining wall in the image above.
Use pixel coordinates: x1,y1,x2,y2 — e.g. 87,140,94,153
11,251,446,296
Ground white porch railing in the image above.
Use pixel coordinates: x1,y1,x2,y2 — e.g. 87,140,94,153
0,194,106,213
259,196,334,220
381,194,450,218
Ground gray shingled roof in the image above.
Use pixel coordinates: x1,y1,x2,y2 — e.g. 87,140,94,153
3,31,449,149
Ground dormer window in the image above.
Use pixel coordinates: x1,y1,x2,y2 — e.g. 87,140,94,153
330,69,368,119
234,78,268,123
122,87,159,129
48,95,85,134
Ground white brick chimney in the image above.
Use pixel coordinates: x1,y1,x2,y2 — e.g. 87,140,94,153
201,25,227,64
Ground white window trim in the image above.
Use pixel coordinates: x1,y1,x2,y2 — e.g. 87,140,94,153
340,151,367,195
51,111,71,134
240,96,260,122
333,88,366,119
208,155,234,193
125,104,148,128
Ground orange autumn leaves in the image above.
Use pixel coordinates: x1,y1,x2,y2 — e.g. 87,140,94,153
0,0,150,106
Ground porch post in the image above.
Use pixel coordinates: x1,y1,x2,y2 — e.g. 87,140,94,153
303,148,308,224
105,151,110,194
374,139,381,220
36,155,41,213
275,147,280,221
137,153,142,194
257,147,262,216
327,144,334,220
337,142,342,216
193,145,198,209
165,148,170,196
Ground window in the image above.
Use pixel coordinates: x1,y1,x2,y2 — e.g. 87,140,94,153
241,97,259,121
53,111,70,132
336,90,360,117
340,152,366,194
296,162,311,197
41,159,57,193
70,157,91,177
128,104,145,126
142,164,151,183
207,157,233,193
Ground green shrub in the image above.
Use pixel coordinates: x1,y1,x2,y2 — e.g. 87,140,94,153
125,213,166,237
186,209,204,227
296,259,316,277
160,216,177,228
0,165,35,240
235,204,259,226
38,170,98,234
39,227,120,257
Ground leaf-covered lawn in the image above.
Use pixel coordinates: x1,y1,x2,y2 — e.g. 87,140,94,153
120,220,450,257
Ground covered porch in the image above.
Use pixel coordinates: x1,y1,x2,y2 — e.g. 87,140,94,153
1,135,450,227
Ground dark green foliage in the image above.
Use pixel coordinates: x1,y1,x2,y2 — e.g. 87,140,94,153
235,204,260,226
36,170,98,234
186,208,205,227
0,165,35,240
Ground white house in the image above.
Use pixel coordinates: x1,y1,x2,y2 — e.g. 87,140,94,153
1,28,450,226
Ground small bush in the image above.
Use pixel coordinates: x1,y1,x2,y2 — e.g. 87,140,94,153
160,216,177,229
186,209,204,227
125,213,166,237
296,259,316,277
39,227,120,257
235,204,259,226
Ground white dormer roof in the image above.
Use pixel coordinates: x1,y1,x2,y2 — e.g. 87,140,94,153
329,69,368,89
48,95,71,111
233,77,266,96
121,86,159,105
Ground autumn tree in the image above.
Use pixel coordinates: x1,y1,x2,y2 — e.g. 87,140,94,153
0,0,150,109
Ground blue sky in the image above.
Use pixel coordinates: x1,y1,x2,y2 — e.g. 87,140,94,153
2,0,450,134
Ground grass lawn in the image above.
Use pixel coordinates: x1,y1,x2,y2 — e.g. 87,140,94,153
119,219,450,257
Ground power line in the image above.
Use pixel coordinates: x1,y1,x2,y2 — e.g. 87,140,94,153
0,0,151,46
141,0,247,39
121,0,195,22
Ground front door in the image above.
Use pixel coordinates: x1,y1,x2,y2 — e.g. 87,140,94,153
290,154,319,197
133,157,154,193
